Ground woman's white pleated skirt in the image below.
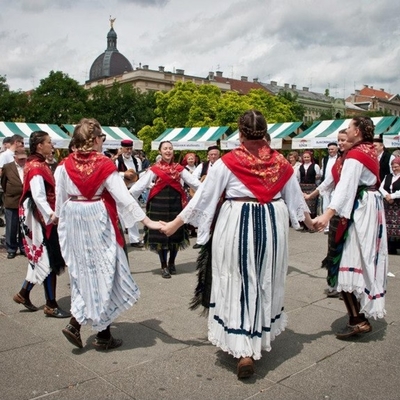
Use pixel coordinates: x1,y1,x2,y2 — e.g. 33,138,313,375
209,199,289,360
338,191,388,319
58,199,140,332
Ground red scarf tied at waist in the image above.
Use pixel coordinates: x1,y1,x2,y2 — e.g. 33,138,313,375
222,140,294,204
148,160,188,207
64,151,125,247
20,154,56,240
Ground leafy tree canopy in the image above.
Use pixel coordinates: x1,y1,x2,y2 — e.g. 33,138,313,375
87,82,156,134
137,82,302,159
0,75,29,121
28,71,87,124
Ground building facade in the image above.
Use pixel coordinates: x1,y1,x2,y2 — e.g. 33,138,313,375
346,85,400,116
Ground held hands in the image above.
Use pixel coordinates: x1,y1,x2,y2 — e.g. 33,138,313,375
50,213,58,225
146,220,163,231
312,215,330,232
159,220,180,237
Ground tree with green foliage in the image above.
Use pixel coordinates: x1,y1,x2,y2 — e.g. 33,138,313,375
276,91,306,122
87,82,156,133
27,71,88,124
0,75,29,121
138,82,303,157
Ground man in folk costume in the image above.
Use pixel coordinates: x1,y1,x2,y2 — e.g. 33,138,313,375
115,139,143,248
193,145,220,181
373,136,394,182
314,116,388,339
160,110,313,378
320,142,339,233
13,131,70,318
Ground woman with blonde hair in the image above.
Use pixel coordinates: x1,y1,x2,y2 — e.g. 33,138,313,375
55,118,162,350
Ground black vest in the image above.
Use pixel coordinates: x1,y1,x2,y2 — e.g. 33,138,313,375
117,154,138,173
383,174,400,194
379,151,391,182
321,155,337,182
299,164,317,184
200,161,210,179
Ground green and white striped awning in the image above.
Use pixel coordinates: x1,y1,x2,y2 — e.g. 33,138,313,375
0,121,70,148
292,117,396,149
220,122,303,150
64,125,142,150
151,126,230,150
383,117,400,147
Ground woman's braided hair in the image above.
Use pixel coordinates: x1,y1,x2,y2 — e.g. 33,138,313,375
29,130,49,154
238,110,267,140
73,118,102,151
352,116,375,143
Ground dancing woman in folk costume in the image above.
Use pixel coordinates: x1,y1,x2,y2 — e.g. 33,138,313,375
55,118,162,350
129,141,200,279
314,116,388,339
13,131,70,318
161,110,313,378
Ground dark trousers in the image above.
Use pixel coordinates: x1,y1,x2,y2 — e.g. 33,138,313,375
5,208,24,254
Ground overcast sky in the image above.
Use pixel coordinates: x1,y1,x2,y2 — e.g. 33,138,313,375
1,0,400,98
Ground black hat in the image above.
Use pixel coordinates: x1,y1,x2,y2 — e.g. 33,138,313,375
327,142,338,147
207,145,220,152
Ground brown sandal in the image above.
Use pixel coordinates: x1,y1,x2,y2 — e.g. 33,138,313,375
336,321,372,340
13,293,38,312
93,335,122,350
62,324,83,348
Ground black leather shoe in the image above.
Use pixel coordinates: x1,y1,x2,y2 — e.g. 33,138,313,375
130,242,144,248
169,264,176,275
93,335,122,350
7,252,16,259
20,250,27,257
161,267,171,279
44,306,71,318
192,243,202,249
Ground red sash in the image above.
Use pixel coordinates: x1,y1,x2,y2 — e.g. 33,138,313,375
148,161,188,207
21,154,56,239
222,141,293,204
64,151,124,247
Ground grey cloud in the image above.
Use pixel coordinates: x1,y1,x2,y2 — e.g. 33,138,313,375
118,0,169,7
14,0,78,13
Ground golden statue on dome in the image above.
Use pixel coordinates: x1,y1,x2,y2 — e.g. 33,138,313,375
109,15,116,28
